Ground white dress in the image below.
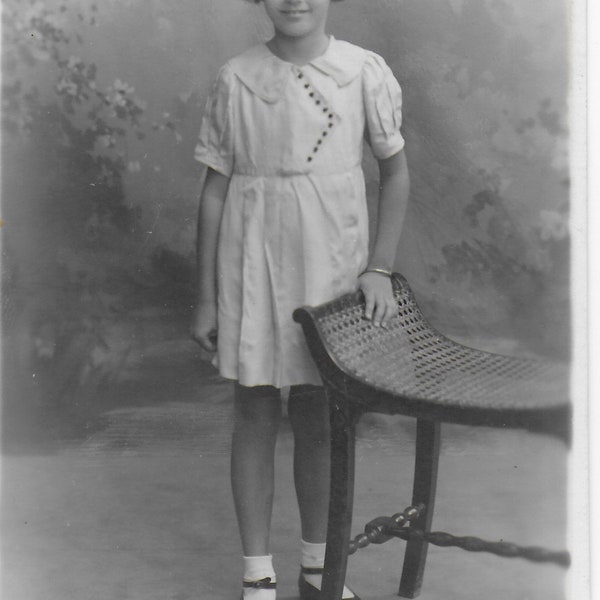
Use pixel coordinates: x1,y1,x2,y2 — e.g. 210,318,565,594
195,37,405,388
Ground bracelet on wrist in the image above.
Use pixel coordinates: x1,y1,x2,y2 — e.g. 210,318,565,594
361,267,393,278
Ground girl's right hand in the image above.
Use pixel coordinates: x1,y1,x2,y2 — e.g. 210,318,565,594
358,271,397,328
190,301,218,352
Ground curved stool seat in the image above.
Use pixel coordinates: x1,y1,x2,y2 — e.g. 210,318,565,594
293,273,571,599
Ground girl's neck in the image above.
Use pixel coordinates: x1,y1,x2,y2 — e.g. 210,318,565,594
267,30,330,66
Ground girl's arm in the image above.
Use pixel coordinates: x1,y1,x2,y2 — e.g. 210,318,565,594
190,167,230,351
359,149,410,327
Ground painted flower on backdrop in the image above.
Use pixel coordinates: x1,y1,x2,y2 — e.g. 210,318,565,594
2,0,181,177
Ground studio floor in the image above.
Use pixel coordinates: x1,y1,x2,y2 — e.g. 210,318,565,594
2,333,568,600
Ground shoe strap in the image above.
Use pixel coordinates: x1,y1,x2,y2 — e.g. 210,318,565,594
243,577,277,589
301,566,324,576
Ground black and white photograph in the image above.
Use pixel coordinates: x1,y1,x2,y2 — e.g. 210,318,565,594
1,1,591,599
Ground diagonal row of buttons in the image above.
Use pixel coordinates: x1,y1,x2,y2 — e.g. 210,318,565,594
296,70,334,163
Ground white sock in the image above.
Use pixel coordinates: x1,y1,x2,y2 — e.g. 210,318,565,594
243,555,276,600
301,540,355,599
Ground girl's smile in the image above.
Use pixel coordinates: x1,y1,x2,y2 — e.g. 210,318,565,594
280,10,309,19
280,7,309,14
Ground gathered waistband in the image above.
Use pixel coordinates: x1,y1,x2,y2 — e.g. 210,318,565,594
231,163,363,178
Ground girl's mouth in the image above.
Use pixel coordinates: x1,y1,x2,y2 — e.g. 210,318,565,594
281,10,309,15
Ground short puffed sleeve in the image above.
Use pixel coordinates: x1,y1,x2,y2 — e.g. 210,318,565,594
362,53,405,160
194,64,235,177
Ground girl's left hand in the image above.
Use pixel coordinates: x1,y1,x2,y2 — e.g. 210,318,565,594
358,272,397,327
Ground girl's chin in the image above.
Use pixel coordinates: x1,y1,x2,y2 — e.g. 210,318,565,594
275,24,317,38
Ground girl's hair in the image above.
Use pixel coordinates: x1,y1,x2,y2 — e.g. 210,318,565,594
248,1,345,3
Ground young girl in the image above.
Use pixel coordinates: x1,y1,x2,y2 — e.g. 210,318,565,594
190,1,410,598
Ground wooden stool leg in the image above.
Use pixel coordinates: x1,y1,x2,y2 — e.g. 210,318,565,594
322,389,357,600
399,419,441,598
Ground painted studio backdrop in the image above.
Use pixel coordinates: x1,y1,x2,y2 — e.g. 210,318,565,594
2,0,569,433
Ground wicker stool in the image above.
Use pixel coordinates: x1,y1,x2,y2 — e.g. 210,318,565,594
293,273,570,599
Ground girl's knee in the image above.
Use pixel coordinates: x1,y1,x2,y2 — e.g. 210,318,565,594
233,383,281,428
288,384,326,407
288,385,330,441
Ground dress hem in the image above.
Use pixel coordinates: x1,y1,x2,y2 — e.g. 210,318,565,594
218,369,323,390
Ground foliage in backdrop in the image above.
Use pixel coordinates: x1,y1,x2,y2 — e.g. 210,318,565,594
2,0,190,430
1,0,570,430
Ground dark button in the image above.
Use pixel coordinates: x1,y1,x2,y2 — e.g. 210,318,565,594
322,108,328,113
317,139,322,145
316,100,320,105
309,92,314,97
313,146,319,152
298,73,303,78
304,84,309,88
328,123,333,128
328,113,333,119
307,156,313,162
322,131,328,137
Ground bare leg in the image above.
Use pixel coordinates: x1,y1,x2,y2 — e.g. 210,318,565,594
289,385,357,598
288,384,330,543
231,383,281,556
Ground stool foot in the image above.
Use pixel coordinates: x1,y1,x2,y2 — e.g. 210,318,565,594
399,419,441,598
322,389,359,600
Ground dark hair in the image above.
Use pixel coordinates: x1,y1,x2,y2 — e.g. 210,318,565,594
248,1,345,3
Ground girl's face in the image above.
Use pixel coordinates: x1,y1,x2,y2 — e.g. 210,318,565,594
262,0,331,39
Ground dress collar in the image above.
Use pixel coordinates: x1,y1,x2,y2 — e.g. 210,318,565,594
228,37,366,103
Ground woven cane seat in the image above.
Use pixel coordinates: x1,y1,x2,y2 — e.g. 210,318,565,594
293,273,570,441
